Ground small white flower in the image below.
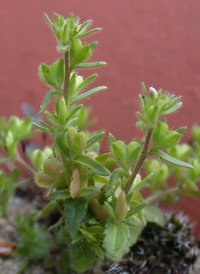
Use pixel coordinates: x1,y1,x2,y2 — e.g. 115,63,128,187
149,87,158,97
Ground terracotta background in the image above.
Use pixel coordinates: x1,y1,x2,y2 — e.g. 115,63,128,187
0,0,200,233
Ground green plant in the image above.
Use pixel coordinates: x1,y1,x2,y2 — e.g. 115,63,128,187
106,213,199,274
0,13,200,274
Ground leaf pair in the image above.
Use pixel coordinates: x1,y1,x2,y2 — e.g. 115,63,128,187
109,135,141,171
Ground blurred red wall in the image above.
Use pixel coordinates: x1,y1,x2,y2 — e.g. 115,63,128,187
0,0,200,233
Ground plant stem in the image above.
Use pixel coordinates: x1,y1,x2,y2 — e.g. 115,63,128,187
16,150,36,176
2,207,19,231
125,128,153,196
144,186,179,203
63,49,70,100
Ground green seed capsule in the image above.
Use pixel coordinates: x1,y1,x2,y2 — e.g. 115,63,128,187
70,168,81,198
43,158,62,177
68,127,77,145
58,96,68,125
71,131,87,155
115,191,127,221
89,198,110,223
35,171,54,188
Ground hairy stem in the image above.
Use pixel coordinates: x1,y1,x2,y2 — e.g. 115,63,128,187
125,128,153,196
63,49,70,100
144,186,179,203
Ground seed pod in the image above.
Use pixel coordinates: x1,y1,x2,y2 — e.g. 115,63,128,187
89,198,110,223
43,158,62,177
31,150,45,170
68,127,77,145
58,96,68,125
87,152,97,159
70,168,81,198
71,131,87,155
35,171,54,188
115,191,127,221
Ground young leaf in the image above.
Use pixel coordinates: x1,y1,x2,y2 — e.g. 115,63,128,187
64,198,87,238
78,187,99,197
49,190,71,200
74,61,107,69
126,203,147,218
74,74,97,96
71,86,107,104
85,132,104,150
76,28,101,39
103,222,130,258
152,150,193,169
73,154,110,176
112,141,127,170
40,90,62,114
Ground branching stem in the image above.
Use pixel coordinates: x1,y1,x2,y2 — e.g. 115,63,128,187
125,128,153,196
16,150,36,176
144,186,179,203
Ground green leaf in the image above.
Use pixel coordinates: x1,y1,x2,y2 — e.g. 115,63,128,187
40,90,62,114
153,122,181,150
71,241,97,273
55,131,70,158
78,187,99,197
74,61,107,69
104,222,130,257
142,204,165,226
73,154,110,176
161,102,182,115
71,45,91,67
39,64,60,89
129,173,154,194
76,28,101,39
126,141,141,168
85,132,104,150
126,203,147,218
106,168,127,196
112,141,127,170
35,201,56,221
71,86,107,104
76,20,92,36
152,150,193,169
51,59,64,88
49,190,71,200
64,198,87,238
74,74,97,96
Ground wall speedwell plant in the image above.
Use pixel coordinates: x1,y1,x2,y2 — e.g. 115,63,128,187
0,13,200,274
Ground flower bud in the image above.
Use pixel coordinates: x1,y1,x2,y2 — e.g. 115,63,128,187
70,168,81,198
149,87,158,97
87,152,97,159
89,198,110,223
68,127,77,144
115,191,127,221
35,171,54,188
43,158,62,177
